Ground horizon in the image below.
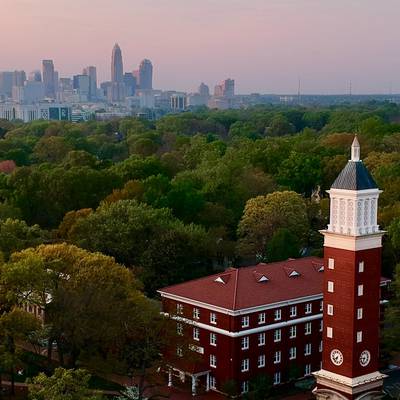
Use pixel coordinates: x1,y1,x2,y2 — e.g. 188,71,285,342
2,0,400,94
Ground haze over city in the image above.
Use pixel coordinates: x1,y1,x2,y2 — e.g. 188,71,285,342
2,0,400,94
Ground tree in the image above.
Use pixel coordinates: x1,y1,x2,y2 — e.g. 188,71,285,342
237,191,309,258
267,115,295,137
28,368,103,400
266,228,300,262
32,136,73,163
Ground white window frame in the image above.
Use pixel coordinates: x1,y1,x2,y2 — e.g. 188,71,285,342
305,303,312,314
327,327,333,338
357,331,363,343
258,354,266,368
210,332,217,346
328,258,335,269
241,380,249,394
241,336,249,350
177,323,183,336
258,312,266,324
289,325,297,339
319,340,323,352
258,332,266,346
328,281,334,293
357,308,363,320
210,312,217,325
305,322,312,335
241,358,249,372
274,309,282,321
320,300,323,312
209,376,216,390
274,329,281,342
289,347,297,360
358,261,364,273
210,354,216,368
273,372,281,385
358,284,364,296
274,351,281,364
319,319,323,332
305,364,312,376
327,304,334,316
177,303,183,315
177,346,183,357
304,343,312,356
290,306,297,317
193,327,200,341
242,315,249,328
193,307,200,320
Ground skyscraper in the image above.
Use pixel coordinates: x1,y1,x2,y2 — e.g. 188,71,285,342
214,79,234,98
198,82,210,98
138,59,153,90
42,60,56,98
0,72,14,97
83,66,97,100
12,71,26,87
111,44,123,83
28,70,42,82
123,72,137,96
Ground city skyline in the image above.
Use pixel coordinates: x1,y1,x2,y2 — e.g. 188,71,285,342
2,0,400,94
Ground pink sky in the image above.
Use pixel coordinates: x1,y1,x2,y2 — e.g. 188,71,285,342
2,0,400,94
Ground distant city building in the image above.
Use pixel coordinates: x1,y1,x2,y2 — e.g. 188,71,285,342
138,59,153,90
170,93,187,111
198,82,210,98
12,71,26,87
214,78,234,98
73,74,90,99
82,66,97,101
42,60,56,98
123,72,137,96
0,103,71,122
28,70,42,82
12,81,44,104
110,44,125,102
0,72,14,97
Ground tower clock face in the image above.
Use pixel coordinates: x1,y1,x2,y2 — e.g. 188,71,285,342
359,350,371,367
330,349,344,366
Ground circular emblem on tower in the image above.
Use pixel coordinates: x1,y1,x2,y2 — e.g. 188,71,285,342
330,349,344,366
359,350,371,367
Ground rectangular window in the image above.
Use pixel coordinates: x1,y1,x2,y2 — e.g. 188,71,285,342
328,258,335,269
193,308,200,320
357,331,363,343
274,329,281,342
210,333,217,346
357,308,363,320
210,312,217,325
273,372,281,385
242,316,249,328
327,304,334,315
241,358,249,372
274,351,281,364
290,306,297,317
193,327,200,341
305,303,312,314
319,320,323,332
209,376,216,390
177,323,183,336
320,300,323,312
327,327,333,338
177,346,183,357
274,309,282,321
328,281,334,293
258,333,266,346
319,341,323,352
210,354,216,368
289,325,297,339
304,343,312,356
241,381,249,394
176,303,183,315
305,364,312,376
289,347,297,360
258,354,266,368
305,322,312,335
358,285,364,296
241,336,249,350
358,261,364,273
258,312,266,324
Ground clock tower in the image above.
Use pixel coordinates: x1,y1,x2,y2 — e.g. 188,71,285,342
313,136,386,400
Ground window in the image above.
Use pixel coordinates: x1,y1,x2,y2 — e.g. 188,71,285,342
209,376,216,390
357,331,363,343
258,333,265,346
210,333,217,346
274,351,281,364
258,312,266,324
241,336,249,350
274,309,282,321
305,322,312,335
242,316,249,328
304,343,312,356
289,347,297,360
258,354,266,368
241,358,249,372
327,304,334,315
358,261,364,273
319,341,323,352
358,285,364,296
305,303,312,314
327,327,333,338
241,381,249,394
328,281,334,293
176,346,183,357
177,323,183,336
290,306,297,317
193,308,200,320
274,329,281,342
210,354,216,368
328,258,335,269
210,312,217,324
176,303,183,315
193,327,200,341
357,308,363,320
289,325,297,339
273,372,281,385
319,320,323,332
320,300,323,311
305,364,312,376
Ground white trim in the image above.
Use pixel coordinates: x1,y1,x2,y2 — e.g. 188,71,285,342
322,231,384,251
169,313,323,338
158,292,323,316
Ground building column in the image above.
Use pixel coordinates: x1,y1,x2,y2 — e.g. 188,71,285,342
168,369,172,387
191,375,197,396
206,373,210,392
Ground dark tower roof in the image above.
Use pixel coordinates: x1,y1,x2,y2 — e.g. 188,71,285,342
331,135,378,190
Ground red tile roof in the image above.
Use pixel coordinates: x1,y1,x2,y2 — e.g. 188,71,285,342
159,257,325,311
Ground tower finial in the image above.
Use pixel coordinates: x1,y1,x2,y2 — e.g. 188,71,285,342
351,134,360,161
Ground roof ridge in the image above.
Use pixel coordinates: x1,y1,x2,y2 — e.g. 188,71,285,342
232,268,239,310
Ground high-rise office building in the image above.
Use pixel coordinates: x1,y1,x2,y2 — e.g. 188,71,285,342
12,71,26,87
42,60,56,98
138,59,153,90
73,75,90,98
198,82,210,98
111,44,123,83
214,78,234,98
0,72,14,96
123,72,137,96
83,66,97,100
28,70,42,82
